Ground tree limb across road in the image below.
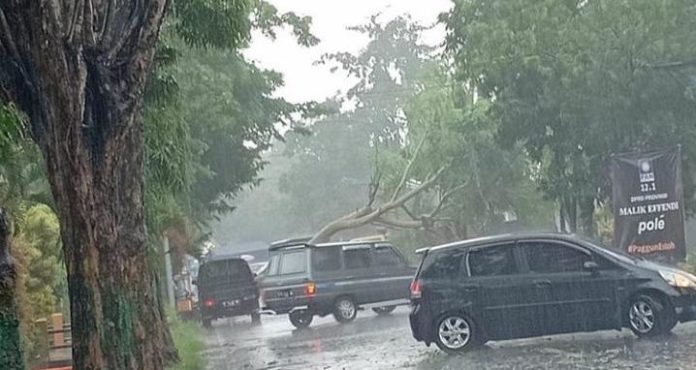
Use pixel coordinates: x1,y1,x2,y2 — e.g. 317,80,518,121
308,130,458,245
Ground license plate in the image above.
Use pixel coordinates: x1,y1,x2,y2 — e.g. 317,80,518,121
222,300,239,307
276,290,295,298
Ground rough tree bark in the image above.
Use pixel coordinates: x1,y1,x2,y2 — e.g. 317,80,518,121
0,209,25,370
0,2,174,369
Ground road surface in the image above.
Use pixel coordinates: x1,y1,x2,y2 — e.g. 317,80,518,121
202,307,696,370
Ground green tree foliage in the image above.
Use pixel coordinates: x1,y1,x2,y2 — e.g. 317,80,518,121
1,104,63,364
144,1,319,248
444,0,696,234
271,15,552,247
175,46,297,218
0,105,23,149
278,16,432,236
12,205,66,361
399,65,554,239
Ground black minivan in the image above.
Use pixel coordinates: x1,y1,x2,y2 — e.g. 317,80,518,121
259,239,415,328
409,233,696,353
197,256,260,328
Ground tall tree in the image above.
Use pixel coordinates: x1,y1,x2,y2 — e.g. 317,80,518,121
280,15,433,239
296,16,552,245
145,2,319,247
444,0,696,234
0,1,248,368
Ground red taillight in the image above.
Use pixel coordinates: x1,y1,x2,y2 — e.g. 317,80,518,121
410,280,422,299
304,282,317,297
204,298,215,308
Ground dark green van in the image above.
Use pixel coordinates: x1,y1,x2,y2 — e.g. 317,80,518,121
258,239,415,329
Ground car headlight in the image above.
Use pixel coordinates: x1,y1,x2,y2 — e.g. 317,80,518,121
659,270,696,289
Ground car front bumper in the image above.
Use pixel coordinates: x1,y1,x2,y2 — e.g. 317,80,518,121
672,292,696,322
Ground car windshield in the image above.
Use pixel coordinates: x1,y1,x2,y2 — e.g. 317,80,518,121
5,0,695,369
199,260,252,282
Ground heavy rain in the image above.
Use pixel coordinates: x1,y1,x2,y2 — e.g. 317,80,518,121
1,1,696,370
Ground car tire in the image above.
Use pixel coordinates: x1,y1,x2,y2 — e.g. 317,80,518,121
289,310,313,329
627,294,676,337
333,296,358,323
251,311,261,325
372,306,397,316
434,313,479,354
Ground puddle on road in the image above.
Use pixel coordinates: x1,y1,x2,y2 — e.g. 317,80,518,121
201,311,696,370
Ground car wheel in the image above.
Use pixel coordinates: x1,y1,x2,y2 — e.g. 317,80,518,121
333,297,358,323
627,294,675,337
289,310,313,329
434,313,478,354
372,306,397,315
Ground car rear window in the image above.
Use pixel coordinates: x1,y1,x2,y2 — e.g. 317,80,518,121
267,254,280,275
199,259,252,282
468,244,517,277
279,250,307,275
419,250,464,279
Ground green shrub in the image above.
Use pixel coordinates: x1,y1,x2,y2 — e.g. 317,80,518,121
168,313,206,370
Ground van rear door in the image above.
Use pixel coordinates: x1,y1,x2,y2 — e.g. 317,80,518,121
198,259,257,313
259,247,310,312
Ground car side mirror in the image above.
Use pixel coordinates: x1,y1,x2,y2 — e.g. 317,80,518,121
583,261,599,272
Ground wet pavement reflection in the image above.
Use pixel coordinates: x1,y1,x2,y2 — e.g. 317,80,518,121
203,307,696,370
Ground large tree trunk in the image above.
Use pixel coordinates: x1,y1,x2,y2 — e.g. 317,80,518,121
44,110,172,369
0,209,25,370
0,2,174,369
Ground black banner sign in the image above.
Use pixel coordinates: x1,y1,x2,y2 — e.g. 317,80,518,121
611,146,686,263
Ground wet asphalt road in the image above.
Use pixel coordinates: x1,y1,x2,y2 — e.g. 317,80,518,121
203,307,696,370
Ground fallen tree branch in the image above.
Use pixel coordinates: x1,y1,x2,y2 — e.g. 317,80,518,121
390,132,429,203
309,166,447,244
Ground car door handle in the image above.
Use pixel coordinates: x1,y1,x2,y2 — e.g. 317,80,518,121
533,279,552,287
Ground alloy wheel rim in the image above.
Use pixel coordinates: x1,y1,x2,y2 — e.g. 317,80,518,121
337,300,355,318
629,300,655,333
438,316,471,349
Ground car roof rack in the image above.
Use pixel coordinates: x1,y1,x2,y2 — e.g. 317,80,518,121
269,236,313,251
200,254,245,263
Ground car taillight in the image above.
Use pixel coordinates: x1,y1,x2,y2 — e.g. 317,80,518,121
410,280,422,300
204,298,215,308
304,282,317,297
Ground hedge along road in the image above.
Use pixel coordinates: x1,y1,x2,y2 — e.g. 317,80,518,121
201,307,696,370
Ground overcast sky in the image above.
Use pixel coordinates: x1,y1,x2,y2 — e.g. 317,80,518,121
243,0,452,104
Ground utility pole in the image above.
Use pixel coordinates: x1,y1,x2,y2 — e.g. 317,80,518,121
163,236,175,309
